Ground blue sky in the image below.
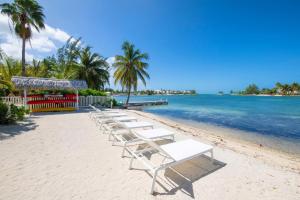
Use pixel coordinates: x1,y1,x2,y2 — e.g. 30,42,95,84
1,0,300,93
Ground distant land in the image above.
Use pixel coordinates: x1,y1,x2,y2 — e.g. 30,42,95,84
106,89,197,96
219,82,300,96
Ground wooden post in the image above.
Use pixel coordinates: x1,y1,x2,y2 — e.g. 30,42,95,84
110,96,113,108
76,90,79,110
23,88,27,110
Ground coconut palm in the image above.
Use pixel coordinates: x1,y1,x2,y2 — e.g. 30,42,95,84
26,59,48,77
114,41,149,105
281,84,291,95
0,0,45,76
0,47,4,61
0,58,21,92
291,82,300,95
0,79,12,92
77,47,109,89
275,82,283,94
54,37,81,79
0,58,22,82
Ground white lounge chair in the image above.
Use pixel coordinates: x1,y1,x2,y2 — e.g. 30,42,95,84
89,105,119,119
96,116,137,128
129,138,214,194
92,112,127,122
118,128,175,157
106,121,154,142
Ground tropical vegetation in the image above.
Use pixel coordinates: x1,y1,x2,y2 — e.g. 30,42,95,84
0,99,29,124
77,47,109,89
234,82,300,96
0,0,45,76
113,41,150,104
0,37,111,95
1,1,151,107
0,47,4,60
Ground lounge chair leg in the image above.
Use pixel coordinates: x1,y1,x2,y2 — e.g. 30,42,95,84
129,156,134,169
150,171,158,195
108,131,112,141
112,138,115,146
122,142,127,157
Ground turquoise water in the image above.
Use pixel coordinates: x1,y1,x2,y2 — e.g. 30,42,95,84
115,95,300,145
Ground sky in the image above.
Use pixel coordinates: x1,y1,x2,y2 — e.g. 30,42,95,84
0,0,300,93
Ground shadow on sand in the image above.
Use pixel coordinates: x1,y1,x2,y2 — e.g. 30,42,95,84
0,117,39,140
0,108,91,140
31,108,91,117
140,156,226,198
129,140,226,198
156,156,226,198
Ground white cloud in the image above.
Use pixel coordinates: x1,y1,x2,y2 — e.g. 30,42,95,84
106,56,115,67
41,24,71,43
0,14,71,60
106,56,116,88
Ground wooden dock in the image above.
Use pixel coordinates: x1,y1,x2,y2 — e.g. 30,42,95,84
123,99,168,108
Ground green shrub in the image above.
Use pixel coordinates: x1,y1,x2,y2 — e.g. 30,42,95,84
111,98,119,106
0,101,9,124
79,89,107,96
29,90,74,95
28,89,107,96
0,101,29,125
10,105,28,121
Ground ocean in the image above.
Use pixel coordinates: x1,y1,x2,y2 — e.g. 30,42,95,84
114,94,300,154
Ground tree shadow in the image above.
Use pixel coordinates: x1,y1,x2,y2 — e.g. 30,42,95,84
0,108,93,140
0,117,39,140
31,108,91,116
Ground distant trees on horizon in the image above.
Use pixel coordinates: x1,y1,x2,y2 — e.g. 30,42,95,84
233,82,300,96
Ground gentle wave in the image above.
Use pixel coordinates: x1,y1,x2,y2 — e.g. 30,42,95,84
115,94,300,142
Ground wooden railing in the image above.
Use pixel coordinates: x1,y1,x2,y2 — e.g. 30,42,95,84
1,96,111,109
0,96,25,106
78,96,110,107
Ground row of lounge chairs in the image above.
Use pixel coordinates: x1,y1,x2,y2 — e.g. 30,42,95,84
89,105,214,194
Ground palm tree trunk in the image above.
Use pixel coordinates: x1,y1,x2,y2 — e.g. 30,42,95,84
126,88,131,105
21,37,26,76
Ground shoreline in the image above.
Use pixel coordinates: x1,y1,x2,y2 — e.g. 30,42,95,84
127,109,300,173
144,112,300,155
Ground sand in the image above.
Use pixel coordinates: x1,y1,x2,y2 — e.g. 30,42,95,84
0,109,299,200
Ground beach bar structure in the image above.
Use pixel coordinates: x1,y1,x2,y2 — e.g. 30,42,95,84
11,76,87,112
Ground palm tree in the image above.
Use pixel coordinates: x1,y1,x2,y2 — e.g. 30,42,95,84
114,41,150,105
26,59,47,77
1,0,45,76
275,82,283,95
0,57,21,93
0,47,4,61
0,57,22,82
0,79,13,92
281,84,291,95
77,47,110,89
54,37,81,79
291,82,300,95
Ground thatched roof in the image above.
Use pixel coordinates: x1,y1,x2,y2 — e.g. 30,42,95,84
11,76,88,90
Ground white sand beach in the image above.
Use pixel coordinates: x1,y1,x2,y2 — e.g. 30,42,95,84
0,110,300,200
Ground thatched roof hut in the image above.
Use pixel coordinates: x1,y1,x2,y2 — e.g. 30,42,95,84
11,76,88,90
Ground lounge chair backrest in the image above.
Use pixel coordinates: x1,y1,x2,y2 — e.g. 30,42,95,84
139,137,174,161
